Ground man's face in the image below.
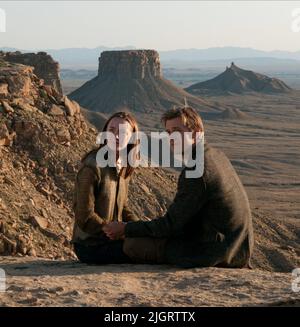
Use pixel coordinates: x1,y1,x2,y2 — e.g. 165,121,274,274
165,117,194,153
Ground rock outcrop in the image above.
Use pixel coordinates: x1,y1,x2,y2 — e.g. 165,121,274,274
69,50,222,114
98,50,162,79
0,51,63,95
186,62,292,95
0,57,92,259
0,59,85,146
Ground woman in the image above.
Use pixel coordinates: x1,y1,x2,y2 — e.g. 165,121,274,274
72,111,140,264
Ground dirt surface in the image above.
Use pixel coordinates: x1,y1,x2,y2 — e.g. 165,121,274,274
0,256,299,307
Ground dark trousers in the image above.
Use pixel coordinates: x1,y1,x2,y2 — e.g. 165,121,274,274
74,240,134,264
123,237,168,264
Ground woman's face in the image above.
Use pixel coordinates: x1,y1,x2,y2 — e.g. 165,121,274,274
106,117,133,152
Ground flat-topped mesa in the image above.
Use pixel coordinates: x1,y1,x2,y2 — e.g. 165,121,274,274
70,49,221,114
1,51,63,95
98,50,162,80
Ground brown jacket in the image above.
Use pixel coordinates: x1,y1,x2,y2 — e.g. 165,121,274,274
125,143,254,268
72,149,139,245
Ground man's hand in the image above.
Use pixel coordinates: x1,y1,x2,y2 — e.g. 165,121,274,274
103,221,126,240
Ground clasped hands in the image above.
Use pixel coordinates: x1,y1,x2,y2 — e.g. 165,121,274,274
102,221,126,240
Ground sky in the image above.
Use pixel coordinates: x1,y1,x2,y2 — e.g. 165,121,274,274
0,1,300,51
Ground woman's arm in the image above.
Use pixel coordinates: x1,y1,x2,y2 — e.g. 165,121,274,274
122,200,140,222
74,166,105,234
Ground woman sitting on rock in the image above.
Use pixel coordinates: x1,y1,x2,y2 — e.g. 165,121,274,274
72,111,140,264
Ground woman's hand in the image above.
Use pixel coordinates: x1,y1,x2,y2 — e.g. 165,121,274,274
103,222,126,240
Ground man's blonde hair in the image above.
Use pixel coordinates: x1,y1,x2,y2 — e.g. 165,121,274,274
161,106,204,132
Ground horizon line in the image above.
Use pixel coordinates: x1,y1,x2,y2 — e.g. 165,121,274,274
1,45,300,54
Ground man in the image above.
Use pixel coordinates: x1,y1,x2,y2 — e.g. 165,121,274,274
103,106,254,268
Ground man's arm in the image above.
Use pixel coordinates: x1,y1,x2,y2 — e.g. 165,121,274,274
74,166,105,234
124,173,207,238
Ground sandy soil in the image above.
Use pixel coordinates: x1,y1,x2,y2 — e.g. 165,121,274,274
0,256,299,307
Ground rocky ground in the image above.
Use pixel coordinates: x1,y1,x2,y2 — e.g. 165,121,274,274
0,58,94,260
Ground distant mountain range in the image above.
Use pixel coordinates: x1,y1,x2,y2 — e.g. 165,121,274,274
1,46,300,69
160,47,300,61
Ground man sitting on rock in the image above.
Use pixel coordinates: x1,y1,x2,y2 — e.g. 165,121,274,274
103,106,254,268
